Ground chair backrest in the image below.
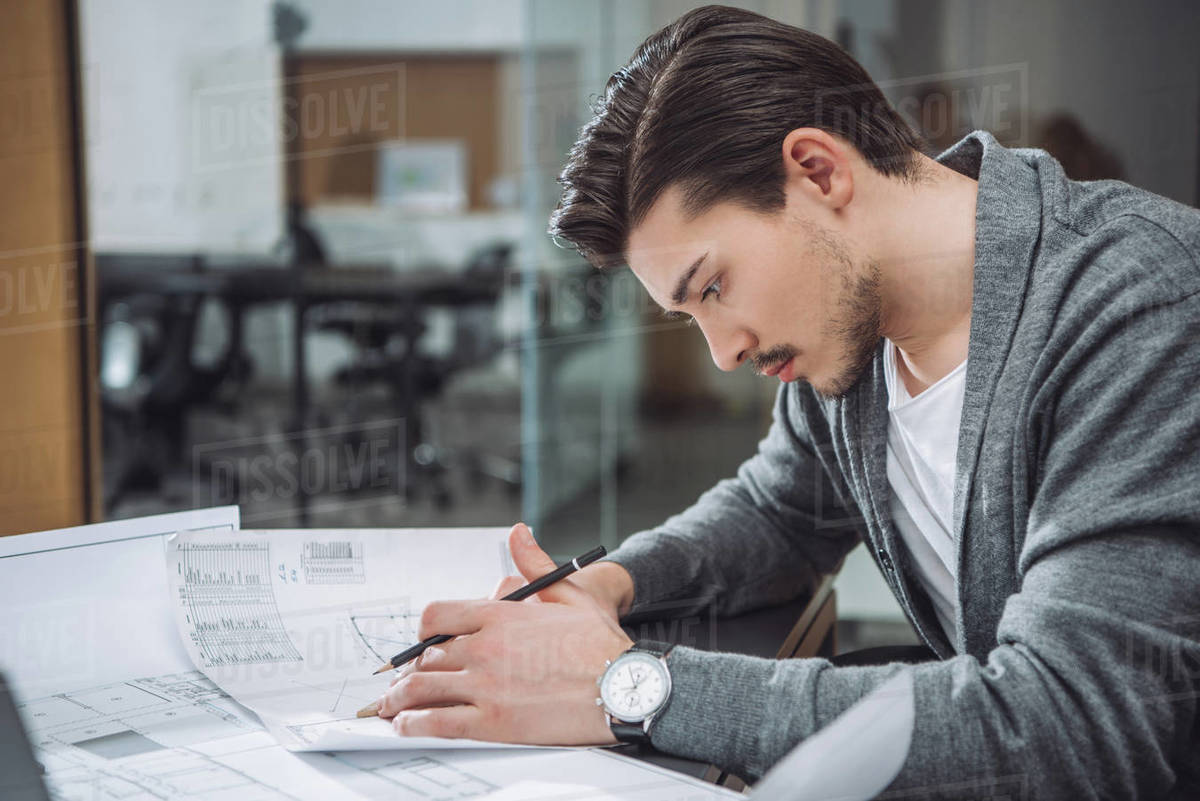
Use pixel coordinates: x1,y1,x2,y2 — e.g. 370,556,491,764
776,573,839,660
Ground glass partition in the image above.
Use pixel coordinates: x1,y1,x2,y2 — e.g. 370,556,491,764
79,0,1198,642
517,1,788,559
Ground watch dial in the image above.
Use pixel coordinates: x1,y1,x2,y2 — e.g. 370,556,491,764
600,653,669,722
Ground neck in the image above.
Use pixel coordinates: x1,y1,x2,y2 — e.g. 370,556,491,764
869,155,978,393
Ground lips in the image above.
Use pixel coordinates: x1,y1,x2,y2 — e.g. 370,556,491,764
760,356,793,379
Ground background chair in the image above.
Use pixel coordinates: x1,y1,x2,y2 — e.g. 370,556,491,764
307,241,514,507
98,254,250,511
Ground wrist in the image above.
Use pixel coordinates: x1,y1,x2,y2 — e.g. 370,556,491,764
583,561,635,618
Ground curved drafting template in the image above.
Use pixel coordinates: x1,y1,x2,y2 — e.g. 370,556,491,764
347,608,420,664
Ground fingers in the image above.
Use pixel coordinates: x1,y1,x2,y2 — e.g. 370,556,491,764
389,662,414,686
506,523,584,605
392,705,482,740
418,599,496,641
379,670,475,718
387,640,466,686
413,640,468,672
509,523,558,581
489,574,531,601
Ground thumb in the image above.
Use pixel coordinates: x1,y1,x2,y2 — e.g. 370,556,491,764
490,573,540,603
507,523,580,604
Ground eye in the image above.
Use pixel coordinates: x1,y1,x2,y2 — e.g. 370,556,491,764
700,276,722,303
662,310,696,327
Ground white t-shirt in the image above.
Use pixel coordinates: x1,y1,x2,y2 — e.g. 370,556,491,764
882,339,967,643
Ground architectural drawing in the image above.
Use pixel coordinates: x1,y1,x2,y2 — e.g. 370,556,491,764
5,514,738,800
329,753,497,798
166,527,521,750
20,671,361,801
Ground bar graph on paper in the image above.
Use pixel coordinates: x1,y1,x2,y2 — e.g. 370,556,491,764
301,540,366,584
174,541,302,667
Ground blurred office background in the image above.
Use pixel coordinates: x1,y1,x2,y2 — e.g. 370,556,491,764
3,0,1198,644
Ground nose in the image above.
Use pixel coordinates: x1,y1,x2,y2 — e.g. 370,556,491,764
698,319,755,372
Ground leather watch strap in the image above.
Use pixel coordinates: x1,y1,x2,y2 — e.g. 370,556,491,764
610,722,650,745
630,640,673,659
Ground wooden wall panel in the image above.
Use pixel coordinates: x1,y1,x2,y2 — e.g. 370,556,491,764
0,0,92,533
285,54,500,210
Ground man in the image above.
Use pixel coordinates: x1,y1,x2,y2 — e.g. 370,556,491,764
378,6,1200,796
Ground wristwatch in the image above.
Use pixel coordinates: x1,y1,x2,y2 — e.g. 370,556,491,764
595,640,674,745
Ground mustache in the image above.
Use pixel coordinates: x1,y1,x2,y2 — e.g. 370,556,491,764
749,345,799,373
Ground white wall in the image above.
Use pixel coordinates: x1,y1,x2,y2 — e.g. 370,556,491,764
287,0,524,51
287,0,619,53
80,0,285,253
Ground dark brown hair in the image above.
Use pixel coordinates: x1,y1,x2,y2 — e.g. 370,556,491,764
549,5,925,268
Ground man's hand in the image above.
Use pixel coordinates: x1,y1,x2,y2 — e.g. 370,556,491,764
494,541,634,622
377,523,634,745
564,559,636,621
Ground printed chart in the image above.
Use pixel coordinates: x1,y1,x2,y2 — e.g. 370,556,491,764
174,541,302,667
301,540,366,585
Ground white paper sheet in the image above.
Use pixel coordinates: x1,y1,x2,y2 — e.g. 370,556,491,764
749,669,915,800
18,664,737,801
164,526,533,751
1,510,365,800
19,669,368,801
4,512,749,800
0,507,240,699
372,748,742,801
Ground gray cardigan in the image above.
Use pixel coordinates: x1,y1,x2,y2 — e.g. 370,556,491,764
607,131,1200,799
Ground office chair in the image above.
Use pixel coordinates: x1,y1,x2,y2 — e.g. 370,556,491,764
308,241,513,507
98,255,247,511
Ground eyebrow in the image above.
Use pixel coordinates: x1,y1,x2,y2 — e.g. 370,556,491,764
669,252,709,306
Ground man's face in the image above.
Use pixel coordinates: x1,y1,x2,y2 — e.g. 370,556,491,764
625,185,882,401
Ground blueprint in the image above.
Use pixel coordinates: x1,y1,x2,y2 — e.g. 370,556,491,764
19,669,737,801
165,527,530,750
20,668,739,801
19,670,363,801
4,513,740,800
317,748,742,800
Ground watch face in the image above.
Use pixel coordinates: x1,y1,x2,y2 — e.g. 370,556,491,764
599,652,670,723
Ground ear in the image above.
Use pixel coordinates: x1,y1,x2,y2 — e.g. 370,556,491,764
781,128,854,211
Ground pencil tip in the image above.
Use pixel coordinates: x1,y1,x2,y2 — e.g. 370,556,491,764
372,663,393,675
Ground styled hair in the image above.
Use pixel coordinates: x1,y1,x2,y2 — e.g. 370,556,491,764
549,5,925,268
